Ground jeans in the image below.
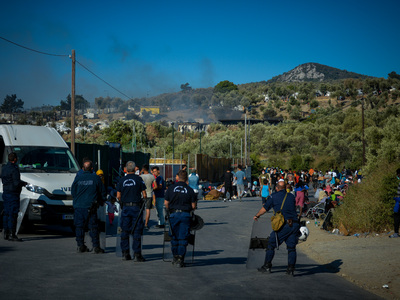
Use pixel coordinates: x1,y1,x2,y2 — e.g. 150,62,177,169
265,223,300,266
237,184,244,198
74,207,99,248
2,193,20,232
120,206,144,253
155,197,165,225
169,212,191,257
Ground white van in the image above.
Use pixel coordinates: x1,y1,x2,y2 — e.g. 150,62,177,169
0,125,79,229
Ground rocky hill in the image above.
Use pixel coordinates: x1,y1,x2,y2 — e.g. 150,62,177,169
267,62,373,83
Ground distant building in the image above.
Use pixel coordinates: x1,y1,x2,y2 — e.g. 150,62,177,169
177,122,208,133
83,112,98,119
140,106,160,114
219,117,282,126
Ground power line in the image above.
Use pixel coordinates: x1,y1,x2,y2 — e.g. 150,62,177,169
0,36,69,57
76,60,134,101
1,36,136,101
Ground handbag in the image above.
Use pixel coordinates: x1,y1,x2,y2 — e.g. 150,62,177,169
271,193,288,231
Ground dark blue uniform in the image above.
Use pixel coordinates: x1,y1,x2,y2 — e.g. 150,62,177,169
71,171,106,248
164,182,196,258
116,174,146,254
1,161,26,236
263,189,299,268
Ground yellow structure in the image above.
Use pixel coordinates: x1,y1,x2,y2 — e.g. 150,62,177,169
150,158,186,164
140,107,160,114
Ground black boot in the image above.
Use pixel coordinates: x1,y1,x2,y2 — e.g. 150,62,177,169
4,230,10,240
93,247,105,254
8,233,22,242
134,252,146,262
286,265,295,276
175,255,185,268
77,245,89,253
258,263,272,273
122,250,131,261
172,255,179,266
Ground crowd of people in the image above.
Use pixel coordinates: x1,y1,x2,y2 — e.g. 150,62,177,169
255,167,357,216
3,154,399,276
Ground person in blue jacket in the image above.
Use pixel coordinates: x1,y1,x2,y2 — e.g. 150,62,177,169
72,160,106,253
253,180,300,276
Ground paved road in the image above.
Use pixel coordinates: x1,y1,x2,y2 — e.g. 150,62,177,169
0,196,380,300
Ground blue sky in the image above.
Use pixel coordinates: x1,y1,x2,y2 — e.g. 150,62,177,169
1,0,399,108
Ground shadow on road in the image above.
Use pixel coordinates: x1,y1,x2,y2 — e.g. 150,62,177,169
204,222,228,226
295,259,343,276
0,246,16,254
192,256,246,266
198,206,228,210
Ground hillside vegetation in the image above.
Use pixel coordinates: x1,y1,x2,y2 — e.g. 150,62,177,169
66,74,400,175
59,67,400,233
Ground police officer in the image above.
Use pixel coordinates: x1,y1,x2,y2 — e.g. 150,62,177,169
164,169,197,267
71,160,106,253
253,180,300,275
117,161,147,261
1,152,27,241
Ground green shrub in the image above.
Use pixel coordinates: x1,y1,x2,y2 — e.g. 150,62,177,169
332,161,400,233
310,99,319,108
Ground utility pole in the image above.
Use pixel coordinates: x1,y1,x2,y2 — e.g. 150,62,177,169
198,123,202,155
71,49,76,155
241,138,243,165
248,113,251,166
362,98,366,166
132,122,137,152
172,122,175,160
199,131,202,154
244,109,247,166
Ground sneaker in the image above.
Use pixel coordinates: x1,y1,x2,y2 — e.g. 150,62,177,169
155,224,165,229
223,199,226,202
94,247,105,254
389,233,399,238
134,253,146,262
3,230,10,240
122,251,132,261
77,245,89,253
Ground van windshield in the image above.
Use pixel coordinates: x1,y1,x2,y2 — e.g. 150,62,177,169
12,146,79,173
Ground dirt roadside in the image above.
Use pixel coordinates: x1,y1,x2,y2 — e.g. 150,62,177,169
298,221,400,299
